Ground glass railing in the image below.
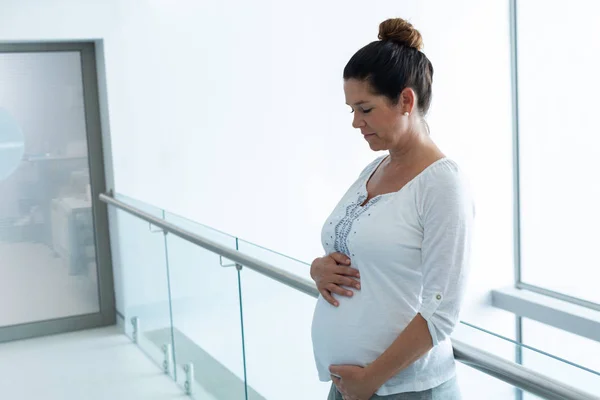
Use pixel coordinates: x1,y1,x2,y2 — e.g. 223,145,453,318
103,192,600,400
165,217,247,399
453,321,600,399
235,240,325,399
106,193,176,380
454,321,600,397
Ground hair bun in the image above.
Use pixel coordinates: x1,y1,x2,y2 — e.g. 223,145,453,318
378,18,423,51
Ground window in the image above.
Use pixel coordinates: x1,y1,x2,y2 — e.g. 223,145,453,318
515,0,600,305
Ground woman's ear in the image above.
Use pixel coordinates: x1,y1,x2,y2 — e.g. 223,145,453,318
399,88,417,114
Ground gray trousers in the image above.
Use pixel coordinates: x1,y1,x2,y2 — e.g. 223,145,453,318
327,376,462,400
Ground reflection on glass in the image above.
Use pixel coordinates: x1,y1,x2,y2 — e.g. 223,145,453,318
0,52,100,327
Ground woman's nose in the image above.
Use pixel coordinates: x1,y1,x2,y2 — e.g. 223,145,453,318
352,113,365,129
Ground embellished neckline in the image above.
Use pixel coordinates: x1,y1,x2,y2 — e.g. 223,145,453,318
359,155,449,207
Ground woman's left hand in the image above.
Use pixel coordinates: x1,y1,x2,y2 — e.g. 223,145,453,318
329,365,378,400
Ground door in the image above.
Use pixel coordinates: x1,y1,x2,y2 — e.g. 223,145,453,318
0,42,114,342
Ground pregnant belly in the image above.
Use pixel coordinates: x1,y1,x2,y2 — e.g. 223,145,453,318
311,293,413,380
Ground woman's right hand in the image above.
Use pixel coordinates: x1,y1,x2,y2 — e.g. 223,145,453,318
310,252,361,307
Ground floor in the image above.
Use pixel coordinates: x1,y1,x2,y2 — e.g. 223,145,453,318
0,242,100,326
0,326,185,400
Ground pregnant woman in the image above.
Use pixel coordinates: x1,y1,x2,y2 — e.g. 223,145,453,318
310,18,474,400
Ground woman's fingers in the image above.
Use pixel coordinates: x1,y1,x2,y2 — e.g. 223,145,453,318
335,265,360,278
334,275,361,290
327,283,354,297
329,252,351,265
320,288,339,307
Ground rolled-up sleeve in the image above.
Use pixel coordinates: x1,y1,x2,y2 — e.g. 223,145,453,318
418,167,474,346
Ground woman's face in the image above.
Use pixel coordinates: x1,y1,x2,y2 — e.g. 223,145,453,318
344,79,413,152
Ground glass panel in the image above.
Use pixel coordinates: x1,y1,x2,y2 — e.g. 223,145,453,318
453,321,521,399
453,321,521,362
454,319,599,398
107,194,175,378
238,238,312,280
165,212,247,399
522,318,600,397
456,362,520,399
238,240,328,399
0,51,100,327
517,0,600,304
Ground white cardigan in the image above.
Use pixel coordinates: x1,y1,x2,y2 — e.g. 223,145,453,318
311,156,474,395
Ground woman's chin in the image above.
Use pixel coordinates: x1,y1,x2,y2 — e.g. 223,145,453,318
367,142,385,151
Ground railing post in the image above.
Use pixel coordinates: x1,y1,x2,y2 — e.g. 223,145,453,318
131,317,140,344
184,363,194,395
162,343,173,375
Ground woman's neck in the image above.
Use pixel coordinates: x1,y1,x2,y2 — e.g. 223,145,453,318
388,131,441,166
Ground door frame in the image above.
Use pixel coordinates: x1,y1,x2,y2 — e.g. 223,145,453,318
0,42,115,343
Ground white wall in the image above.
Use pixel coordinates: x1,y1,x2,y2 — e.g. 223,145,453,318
106,0,423,264
413,0,516,340
0,0,520,397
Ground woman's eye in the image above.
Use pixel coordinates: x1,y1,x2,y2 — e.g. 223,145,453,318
349,108,372,114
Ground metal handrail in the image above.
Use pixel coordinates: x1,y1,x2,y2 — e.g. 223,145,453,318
100,192,600,400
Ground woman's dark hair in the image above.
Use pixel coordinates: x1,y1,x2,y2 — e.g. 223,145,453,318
344,18,434,115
